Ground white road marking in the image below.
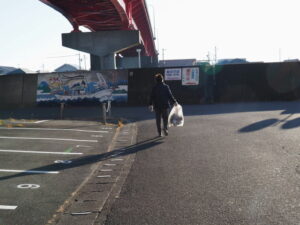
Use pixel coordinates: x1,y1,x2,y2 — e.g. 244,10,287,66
0,149,83,155
0,136,98,142
54,160,72,164
0,127,108,133
34,120,48,124
100,169,113,172
0,205,17,210
91,135,103,138
104,164,116,166
71,211,92,215
0,169,59,174
97,175,111,178
17,184,40,189
76,145,91,148
111,158,124,161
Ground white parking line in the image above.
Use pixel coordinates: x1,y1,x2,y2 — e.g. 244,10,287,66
100,169,113,172
91,135,103,138
0,127,108,133
0,169,59,174
71,211,92,215
34,120,49,124
0,136,98,142
76,145,91,148
0,149,83,155
0,205,17,210
111,158,124,161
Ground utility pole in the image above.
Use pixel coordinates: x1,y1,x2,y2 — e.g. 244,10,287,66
78,53,81,70
162,48,166,65
279,48,282,62
214,46,217,64
84,55,87,70
207,52,211,64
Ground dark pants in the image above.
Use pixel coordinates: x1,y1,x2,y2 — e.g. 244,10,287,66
155,108,168,134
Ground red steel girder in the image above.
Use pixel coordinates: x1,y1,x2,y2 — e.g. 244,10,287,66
40,0,156,56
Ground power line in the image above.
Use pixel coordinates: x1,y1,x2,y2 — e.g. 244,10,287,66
46,54,79,59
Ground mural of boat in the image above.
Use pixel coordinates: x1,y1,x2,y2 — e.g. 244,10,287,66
37,72,115,103
55,88,113,101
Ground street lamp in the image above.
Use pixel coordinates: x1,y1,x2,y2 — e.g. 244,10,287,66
136,49,142,68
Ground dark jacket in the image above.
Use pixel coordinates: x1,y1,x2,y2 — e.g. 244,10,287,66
149,82,176,109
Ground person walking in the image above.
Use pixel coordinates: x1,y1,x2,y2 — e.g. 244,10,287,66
149,73,177,137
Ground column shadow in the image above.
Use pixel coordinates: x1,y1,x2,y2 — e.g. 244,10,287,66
238,119,279,132
0,136,164,181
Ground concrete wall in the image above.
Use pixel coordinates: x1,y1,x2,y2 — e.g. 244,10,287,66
23,75,38,106
214,62,300,102
127,67,205,106
2,62,300,109
0,74,37,108
128,62,300,106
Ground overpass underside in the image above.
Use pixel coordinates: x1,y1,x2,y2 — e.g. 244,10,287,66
62,31,157,70
40,0,158,70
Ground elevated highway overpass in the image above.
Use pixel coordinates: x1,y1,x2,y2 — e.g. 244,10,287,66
40,0,158,70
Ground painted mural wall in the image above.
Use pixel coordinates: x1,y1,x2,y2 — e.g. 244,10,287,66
37,70,128,104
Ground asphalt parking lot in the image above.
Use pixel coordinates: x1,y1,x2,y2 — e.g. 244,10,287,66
0,118,136,225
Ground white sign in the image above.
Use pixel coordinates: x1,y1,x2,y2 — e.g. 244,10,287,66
54,160,72,164
182,67,199,85
164,68,182,80
17,184,40,189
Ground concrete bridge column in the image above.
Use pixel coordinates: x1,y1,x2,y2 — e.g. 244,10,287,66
101,53,116,70
90,54,116,71
116,55,158,69
62,31,140,70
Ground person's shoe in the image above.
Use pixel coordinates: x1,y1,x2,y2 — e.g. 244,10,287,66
163,129,168,136
158,132,163,137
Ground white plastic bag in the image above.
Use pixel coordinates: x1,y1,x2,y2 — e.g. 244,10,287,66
168,104,184,127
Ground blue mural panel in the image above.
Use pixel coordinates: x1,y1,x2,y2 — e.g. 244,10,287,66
37,70,128,104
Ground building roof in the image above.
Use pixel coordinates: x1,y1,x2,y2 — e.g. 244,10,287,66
54,64,79,72
6,68,36,75
0,66,17,75
217,58,248,65
159,59,197,67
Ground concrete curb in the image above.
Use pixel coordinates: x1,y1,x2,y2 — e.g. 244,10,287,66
45,122,137,225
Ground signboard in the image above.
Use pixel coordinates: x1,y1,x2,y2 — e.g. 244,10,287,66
164,68,182,80
37,71,128,104
182,67,199,85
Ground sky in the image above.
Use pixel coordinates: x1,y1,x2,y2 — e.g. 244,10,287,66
1,0,300,72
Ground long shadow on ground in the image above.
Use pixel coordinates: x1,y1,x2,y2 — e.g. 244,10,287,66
0,136,163,181
3,102,300,122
